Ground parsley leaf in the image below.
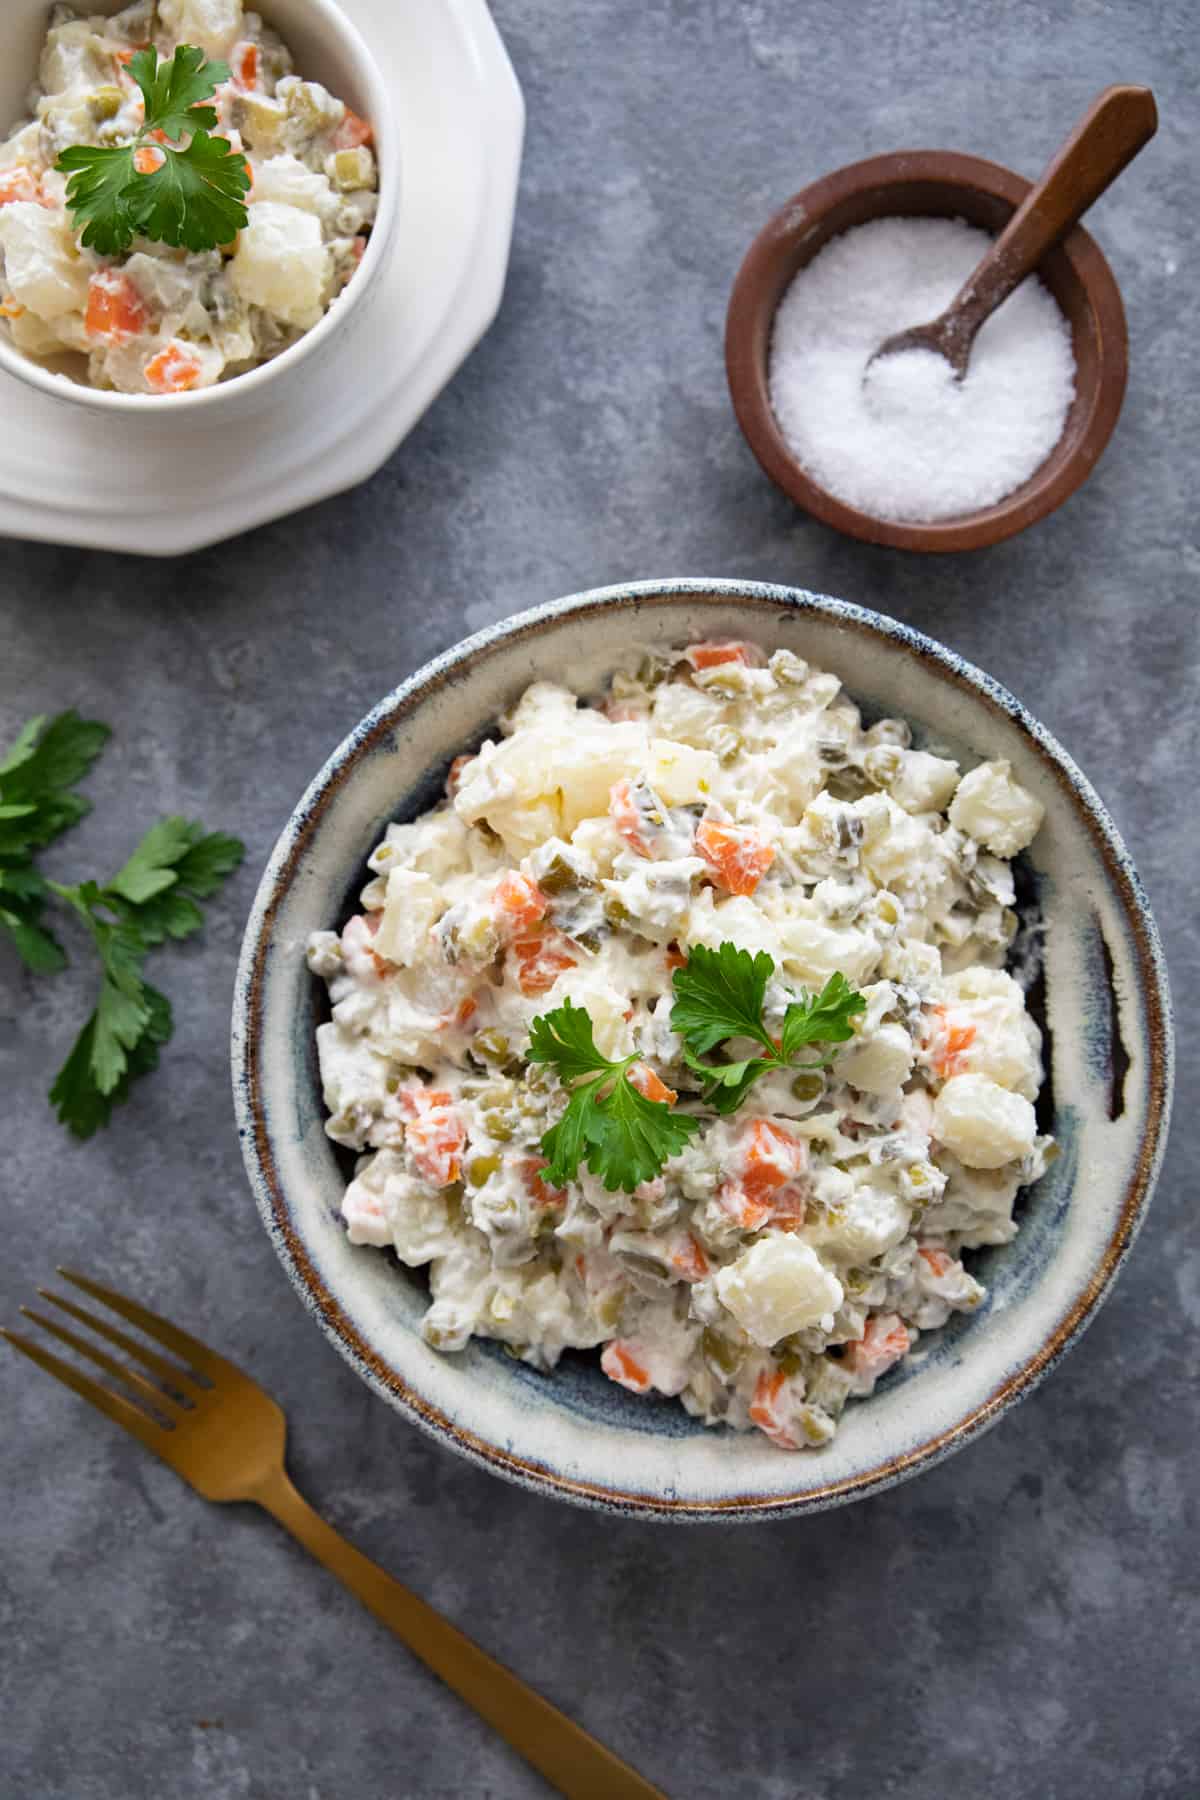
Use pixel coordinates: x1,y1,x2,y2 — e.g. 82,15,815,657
529,997,700,1191
57,45,248,257
779,971,865,1059
0,711,108,972
106,819,245,946
55,146,141,255
580,1072,700,1192
669,942,776,1055
51,983,172,1139
671,942,866,1112
46,812,243,1137
128,44,227,141
124,128,251,254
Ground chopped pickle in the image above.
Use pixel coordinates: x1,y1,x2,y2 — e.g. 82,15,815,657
865,717,912,749
88,86,123,122
467,1154,501,1186
328,146,375,191
864,744,903,788
538,854,581,896
768,647,809,685
637,653,670,688
702,1328,744,1379
471,1029,512,1065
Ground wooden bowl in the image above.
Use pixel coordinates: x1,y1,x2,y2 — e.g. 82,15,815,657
725,151,1129,553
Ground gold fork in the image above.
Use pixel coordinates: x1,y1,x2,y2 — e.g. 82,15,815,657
3,1270,666,1800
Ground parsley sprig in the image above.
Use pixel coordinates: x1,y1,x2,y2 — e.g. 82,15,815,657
527,999,700,1191
0,711,110,973
670,944,866,1114
57,45,250,256
0,712,244,1138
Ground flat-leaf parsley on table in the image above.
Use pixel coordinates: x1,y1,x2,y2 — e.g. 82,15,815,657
0,711,244,1138
527,998,700,1191
56,45,250,256
671,943,866,1113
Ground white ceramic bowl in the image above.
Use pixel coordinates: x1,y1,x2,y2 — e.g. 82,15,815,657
0,0,397,416
232,580,1173,1520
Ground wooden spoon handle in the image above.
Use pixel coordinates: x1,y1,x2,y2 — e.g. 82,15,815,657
950,85,1157,337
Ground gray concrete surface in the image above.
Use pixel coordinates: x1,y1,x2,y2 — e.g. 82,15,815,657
2,2,1197,1796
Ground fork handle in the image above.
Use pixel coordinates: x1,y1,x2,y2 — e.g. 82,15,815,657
253,1467,666,1800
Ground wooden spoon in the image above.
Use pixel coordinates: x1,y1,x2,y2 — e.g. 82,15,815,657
866,85,1157,381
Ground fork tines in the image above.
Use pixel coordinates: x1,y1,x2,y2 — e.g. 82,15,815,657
2,1268,216,1443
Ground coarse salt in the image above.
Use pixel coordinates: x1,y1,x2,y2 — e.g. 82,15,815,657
767,217,1077,522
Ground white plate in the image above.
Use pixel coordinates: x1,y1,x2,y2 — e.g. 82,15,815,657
0,0,524,556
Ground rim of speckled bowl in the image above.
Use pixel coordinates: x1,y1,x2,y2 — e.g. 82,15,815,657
231,578,1173,1520
0,0,398,415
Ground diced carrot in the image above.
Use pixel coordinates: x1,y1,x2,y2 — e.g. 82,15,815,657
683,641,761,671
352,234,367,262
670,1235,710,1282
133,145,165,174
742,1119,807,1204
0,298,25,319
601,1341,652,1395
445,753,473,796
609,777,651,858
113,47,135,66
718,1186,773,1232
334,107,373,150
148,128,171,145
232,41,260,90
749,1369,799,1449
721,1120,807,1231
397,1084,465,1187
0,167,41,207
144,340,204,394
930,1005,977,1079
918,1246,954,1277
664,943,687,973
843,1313,910,1382
85,271,149,346
695,817,775,897
518,1157,566,1208
628,1063,676,1106
768,1187,807,1232
493,870,547,934
512,931,576,996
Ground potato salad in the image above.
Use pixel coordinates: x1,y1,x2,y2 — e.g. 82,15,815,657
0,1,378,393
308,641,1056,1452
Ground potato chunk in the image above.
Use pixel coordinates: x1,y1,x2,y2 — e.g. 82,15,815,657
949,760,1044,857
229,201,331,325
932,1073,1037,1169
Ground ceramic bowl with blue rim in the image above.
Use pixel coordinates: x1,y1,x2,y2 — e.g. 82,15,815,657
231,579,1173,1520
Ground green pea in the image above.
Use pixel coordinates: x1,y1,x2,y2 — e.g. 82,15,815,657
471,1029,511,1065
791,1071,824,1102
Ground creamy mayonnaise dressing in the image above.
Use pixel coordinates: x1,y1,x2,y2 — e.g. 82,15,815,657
308,641,1055,1450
